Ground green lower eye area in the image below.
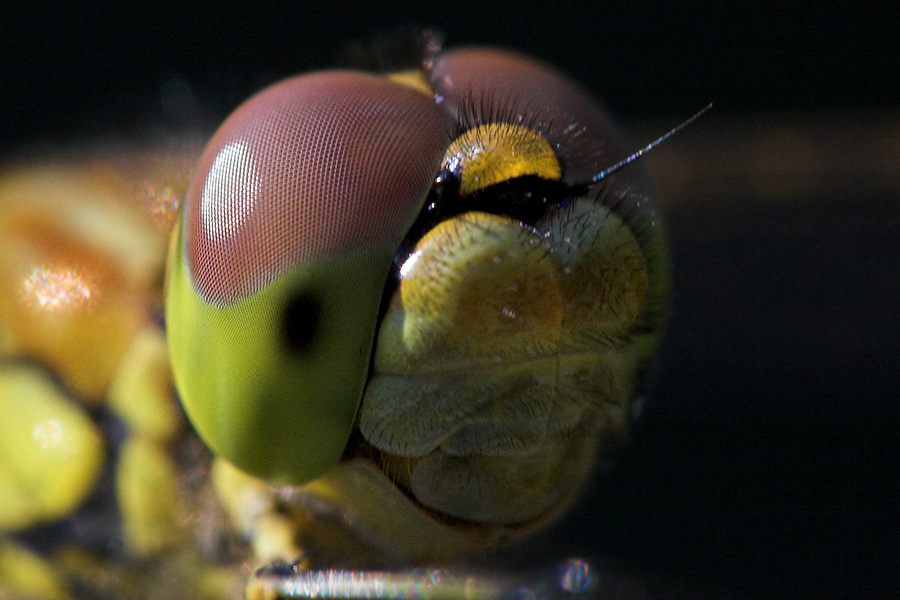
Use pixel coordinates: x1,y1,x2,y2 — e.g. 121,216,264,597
166,222,398,486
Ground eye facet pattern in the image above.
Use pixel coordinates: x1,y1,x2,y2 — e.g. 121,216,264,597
166,70,451,485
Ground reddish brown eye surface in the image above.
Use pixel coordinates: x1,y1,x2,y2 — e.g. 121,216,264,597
184,71,451,305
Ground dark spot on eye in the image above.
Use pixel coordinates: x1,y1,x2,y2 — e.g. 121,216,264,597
282,293,319,353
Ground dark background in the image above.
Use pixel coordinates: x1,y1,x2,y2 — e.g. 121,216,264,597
2,2,897,146
3,2,898,598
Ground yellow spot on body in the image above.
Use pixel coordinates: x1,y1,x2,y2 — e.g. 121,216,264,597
107,327,181,442
116,436,184,556
443,123,562,196
0,366,105,531
0,539,73,600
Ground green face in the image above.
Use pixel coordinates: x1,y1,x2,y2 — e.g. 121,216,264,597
165,40,668,548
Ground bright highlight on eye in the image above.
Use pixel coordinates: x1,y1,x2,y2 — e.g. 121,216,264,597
200,141,260,239
19,266,94,312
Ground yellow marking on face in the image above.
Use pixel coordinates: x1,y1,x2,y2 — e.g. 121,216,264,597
443,123,562,196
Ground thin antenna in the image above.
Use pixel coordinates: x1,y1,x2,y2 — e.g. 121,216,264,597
586,102,713,184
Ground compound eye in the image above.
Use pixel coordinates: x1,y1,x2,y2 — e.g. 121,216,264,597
166,71,450,484
185,71,450,305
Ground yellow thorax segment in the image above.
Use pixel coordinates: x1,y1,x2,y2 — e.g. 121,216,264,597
443,123,562,196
